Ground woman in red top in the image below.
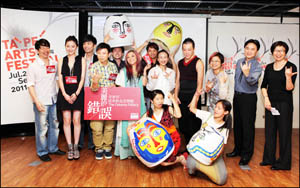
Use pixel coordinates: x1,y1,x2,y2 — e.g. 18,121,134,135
140,89,187,166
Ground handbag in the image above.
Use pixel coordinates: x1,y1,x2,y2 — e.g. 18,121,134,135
187,114,224,165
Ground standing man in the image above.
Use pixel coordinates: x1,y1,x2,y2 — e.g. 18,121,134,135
136,41,159,109
226,39,262,166
89,42,118,160
110,47,126,72
78,34,98,150
27,38,66,162
175,38,204,144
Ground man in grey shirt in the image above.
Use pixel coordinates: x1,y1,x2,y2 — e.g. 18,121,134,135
226,39,262,166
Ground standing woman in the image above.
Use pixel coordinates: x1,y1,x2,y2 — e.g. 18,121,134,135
260,41,297,170
205,52,229,113
114,50,147,160
146,49,176,106
57,36,86,160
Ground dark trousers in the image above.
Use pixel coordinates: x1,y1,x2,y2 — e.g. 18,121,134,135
178,96,202,144
233,93,257,160
262,101,293,169
79,120,94,149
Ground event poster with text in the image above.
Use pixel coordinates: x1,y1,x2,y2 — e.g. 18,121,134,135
84,87,141,120
1,8,78,124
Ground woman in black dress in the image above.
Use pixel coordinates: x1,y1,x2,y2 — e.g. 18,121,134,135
57,36,86,160
260,41,297,170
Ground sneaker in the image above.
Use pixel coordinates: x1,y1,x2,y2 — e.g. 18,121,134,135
95,150,104,160
104,150,112,159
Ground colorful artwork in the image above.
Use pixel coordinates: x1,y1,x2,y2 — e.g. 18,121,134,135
127,117,174,168
187,126,224,165
149,21,182,54
104,14,134,48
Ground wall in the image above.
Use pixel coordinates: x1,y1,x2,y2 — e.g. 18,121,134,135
207,16,299,128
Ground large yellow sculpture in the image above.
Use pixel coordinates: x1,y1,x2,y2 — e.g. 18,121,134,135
149,21,182,54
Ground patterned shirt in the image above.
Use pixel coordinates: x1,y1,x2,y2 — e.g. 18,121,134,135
89,61,118,87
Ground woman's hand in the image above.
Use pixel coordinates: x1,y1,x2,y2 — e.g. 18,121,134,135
285,66,297,78
64,93,73,104
264,97,272,111
205,80,214,92
70,93,77,102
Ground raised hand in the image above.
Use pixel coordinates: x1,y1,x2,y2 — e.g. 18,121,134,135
205,80,214,92
219,72,227,84
285,66,297,78
104,33,113,43
151,70,159,79
241,61,251,77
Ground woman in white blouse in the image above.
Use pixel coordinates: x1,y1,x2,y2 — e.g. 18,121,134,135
205,52,229,113
146,50,176,105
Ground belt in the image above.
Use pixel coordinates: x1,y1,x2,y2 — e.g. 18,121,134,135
234,91,256,95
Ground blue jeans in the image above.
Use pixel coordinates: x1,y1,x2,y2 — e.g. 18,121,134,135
33,103,59,156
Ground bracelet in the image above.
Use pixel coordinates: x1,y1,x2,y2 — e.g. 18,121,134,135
75,93,78,97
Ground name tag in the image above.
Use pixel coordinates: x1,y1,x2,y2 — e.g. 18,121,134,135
143,54,153,65
108,73,118,81
46,65,56,74
65,76,78,84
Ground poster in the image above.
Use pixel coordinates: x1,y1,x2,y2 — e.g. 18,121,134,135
1,8,78,125
84,87,141,120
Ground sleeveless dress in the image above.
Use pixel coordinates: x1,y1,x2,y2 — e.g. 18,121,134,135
57,55,84,111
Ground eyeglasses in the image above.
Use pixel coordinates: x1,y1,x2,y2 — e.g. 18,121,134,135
274,50,285,53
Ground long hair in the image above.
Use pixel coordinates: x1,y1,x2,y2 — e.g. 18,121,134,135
157,49,173,69
125,50,143,81
216,99,232,130
147,89,169,118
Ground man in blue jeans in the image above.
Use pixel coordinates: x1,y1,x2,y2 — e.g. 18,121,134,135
27,39,65,162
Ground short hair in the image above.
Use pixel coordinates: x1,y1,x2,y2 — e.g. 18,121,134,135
270,41,289,54
96,42,111,53
146,42,159,51
65,35,78,46
35,38,50,50
182,37,195,48
83,34,97,45
244,39,260,51
112,46,125,53
209,52,225,64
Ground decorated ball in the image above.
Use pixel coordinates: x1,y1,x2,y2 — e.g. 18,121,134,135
127,117,174,168
149,21,182,54
187,126,224,165
104,14,134,48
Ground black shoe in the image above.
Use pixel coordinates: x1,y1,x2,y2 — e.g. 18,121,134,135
88,146,95,150
226,151,239,158
50,149,66,155
239,158,250,165
271,165,291,170
39,154,51,162
259,161,272,166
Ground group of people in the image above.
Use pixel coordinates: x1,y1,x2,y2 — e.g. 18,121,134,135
27,33,297,173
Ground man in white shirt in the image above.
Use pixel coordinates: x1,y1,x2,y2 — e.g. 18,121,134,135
27,39,65,162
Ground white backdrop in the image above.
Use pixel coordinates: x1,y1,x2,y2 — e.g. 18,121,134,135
1,8,78,125
208,16,299,128
90,13,208,104
90,13,207,67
